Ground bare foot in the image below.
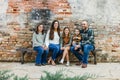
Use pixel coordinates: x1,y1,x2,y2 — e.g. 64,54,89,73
51,60,56,66
47,57,52,64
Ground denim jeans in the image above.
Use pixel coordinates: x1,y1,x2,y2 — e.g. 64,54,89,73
70,46,83,61
82,44,94,64
71,44,94,64
49,44,60,61
34,46,48,64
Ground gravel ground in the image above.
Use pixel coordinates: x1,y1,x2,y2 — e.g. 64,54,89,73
0,62,120,80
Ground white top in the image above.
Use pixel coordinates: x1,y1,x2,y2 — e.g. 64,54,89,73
45,30,60,47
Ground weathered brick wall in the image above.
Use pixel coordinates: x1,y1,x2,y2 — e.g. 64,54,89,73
0,0,120,62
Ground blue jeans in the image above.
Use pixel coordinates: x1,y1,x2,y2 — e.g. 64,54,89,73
82,44,94,64
34,46,48,64
71,44,94,64
49,44,60,61
70,46,83,61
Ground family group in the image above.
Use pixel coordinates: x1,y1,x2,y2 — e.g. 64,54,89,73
32,20,94,68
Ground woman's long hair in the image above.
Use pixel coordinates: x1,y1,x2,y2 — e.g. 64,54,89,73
35,23,44,35
49,20,60,40
62,27,70,38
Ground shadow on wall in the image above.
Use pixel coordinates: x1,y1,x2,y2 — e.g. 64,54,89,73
28,9,51,32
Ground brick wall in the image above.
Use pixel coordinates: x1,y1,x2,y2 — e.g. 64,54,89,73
0,0,120,62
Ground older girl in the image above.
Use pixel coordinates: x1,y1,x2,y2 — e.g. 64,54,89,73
32,24,48,66
45,20,60,66
59,27,72,66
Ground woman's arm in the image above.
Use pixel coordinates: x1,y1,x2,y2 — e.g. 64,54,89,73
45,30,50,47
68,35,72,46
32,32,40,46
60,36,63,48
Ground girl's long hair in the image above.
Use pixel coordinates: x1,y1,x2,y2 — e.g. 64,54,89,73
62,27,70,38
35,23,44,35
49,20,60,40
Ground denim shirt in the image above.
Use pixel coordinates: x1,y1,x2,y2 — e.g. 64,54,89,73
80,28,94,46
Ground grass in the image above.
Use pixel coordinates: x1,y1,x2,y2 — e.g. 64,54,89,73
0,70,28,80
0,69,96,80
13,75,29,80
40,69,96,80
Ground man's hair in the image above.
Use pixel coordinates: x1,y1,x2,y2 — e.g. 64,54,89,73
82,20,89,26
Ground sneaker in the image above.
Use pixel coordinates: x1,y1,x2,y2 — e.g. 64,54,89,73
66,62,70,66
41,63,46,66
59,59,64,64
35,64,41,66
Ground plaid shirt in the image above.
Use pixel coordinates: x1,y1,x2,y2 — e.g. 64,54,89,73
80,28,94,46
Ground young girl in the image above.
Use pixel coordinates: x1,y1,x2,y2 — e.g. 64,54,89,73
72,28,82,52
45,20,60,66
32,24,48,66
59,27,72,66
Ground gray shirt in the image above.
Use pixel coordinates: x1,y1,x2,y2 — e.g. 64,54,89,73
32,32,45,47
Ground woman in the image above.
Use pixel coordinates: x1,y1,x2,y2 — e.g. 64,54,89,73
45,20,60,66
32,24,48,66
59,27,72,66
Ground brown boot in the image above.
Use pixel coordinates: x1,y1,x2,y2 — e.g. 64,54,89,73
75,62,82,66
81,64,87,68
